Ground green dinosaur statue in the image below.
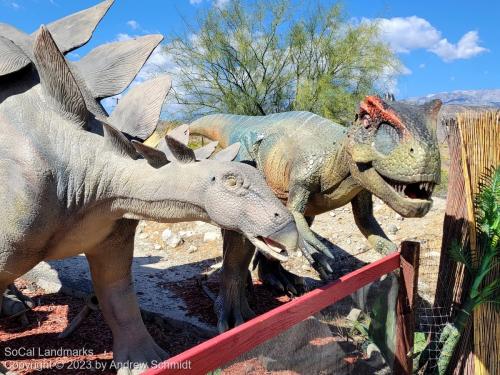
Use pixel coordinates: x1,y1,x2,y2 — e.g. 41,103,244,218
190,96,442,331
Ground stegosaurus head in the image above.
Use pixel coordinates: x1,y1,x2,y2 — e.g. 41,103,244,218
347,95,442,217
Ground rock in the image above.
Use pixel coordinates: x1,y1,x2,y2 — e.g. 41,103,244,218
346,308,362,322
203,231,221,242
137,233,149,240
387,224,399,234
366,343,385,367
161,229,182,248
161,229,173,242
166,235,182,248
179,230,194,239
187,245,197,253
137,221,147,230
154,244,161,250
195,221,218,232
329,211,336,217
345,238,352,245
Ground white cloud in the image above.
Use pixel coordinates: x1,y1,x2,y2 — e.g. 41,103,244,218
376,16,440,53
377,63,412,95
430,31,487,62
189,0,230,7
10,1,20,9
419,63,426,69
126,20,140,30
372,16,488,62
214,0,229,7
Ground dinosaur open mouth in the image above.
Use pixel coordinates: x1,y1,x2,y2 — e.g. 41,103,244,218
381,176,435,200
253,236,289,261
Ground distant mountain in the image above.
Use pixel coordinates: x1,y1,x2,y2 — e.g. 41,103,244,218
406,89,500,107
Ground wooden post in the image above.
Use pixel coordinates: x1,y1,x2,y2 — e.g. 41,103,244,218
394,241,420,375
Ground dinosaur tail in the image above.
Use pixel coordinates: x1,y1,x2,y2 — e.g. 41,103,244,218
189,114,240,148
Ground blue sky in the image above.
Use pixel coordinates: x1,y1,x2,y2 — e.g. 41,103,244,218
1,0,498,99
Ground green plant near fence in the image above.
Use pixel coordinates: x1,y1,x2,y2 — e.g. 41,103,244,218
418,166,500,374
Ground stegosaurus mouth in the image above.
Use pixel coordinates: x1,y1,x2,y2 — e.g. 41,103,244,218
381,175,435,200
252,236,289,261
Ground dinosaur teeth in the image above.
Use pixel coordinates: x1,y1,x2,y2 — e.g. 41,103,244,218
384,176,438,199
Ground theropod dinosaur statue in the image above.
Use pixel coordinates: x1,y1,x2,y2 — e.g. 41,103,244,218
191,97,442,330
0,2,298,373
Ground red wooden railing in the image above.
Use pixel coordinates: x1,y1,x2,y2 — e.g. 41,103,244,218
144,250,405,375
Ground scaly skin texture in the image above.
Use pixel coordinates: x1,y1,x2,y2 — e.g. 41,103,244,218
0,4,298,373
190,98,442,330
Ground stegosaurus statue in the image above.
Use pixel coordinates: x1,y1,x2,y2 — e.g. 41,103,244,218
0,2,298,373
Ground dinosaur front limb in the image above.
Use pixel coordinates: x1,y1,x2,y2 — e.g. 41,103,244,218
85,220,166,374
351,191,397,255
215,230,256,333
292,212,335,278
287,185,334,278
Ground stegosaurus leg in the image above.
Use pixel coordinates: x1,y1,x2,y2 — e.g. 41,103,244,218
1,284,33,319
215,230,256,333
85,220,167,373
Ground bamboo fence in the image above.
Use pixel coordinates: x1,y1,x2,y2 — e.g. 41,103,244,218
457,111,500,375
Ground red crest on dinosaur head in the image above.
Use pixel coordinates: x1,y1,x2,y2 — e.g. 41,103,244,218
359,96,408,138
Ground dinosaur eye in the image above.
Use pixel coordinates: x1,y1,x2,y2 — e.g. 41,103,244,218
361,114,371,128
223,174,241,189
374,122,401,155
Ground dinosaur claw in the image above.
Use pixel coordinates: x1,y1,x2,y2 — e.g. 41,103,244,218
286,283,298,296
234,314,245,327
217,317,230,333
324,261,333,274
322,246,335,259
300,236,335,279
255,252,307,296
310,252,333,281
267,277,285,295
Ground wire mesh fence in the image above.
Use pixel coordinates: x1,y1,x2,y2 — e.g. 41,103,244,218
414,245,454,374
220,290,397,375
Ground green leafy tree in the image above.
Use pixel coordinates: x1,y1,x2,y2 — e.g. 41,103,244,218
165,0,402,123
